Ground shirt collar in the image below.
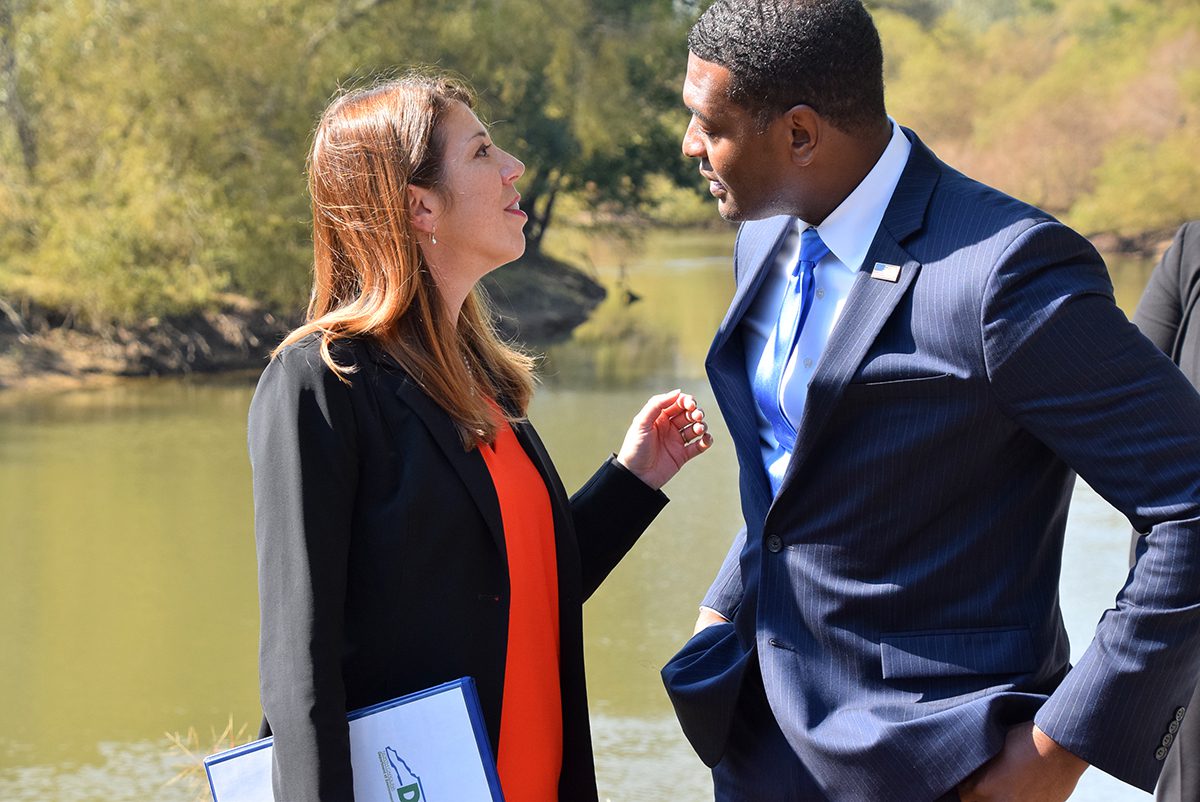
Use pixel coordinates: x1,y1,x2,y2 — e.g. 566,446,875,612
804,119,911,273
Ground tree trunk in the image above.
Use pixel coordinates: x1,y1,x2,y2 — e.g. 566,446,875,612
523,169,562,255
527,185,558,254
0,0,37,179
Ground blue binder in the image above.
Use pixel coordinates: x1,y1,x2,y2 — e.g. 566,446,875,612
204,677,504,801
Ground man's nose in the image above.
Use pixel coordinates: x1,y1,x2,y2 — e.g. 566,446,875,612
682,117,705,159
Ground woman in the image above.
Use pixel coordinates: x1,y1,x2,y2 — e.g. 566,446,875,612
248,71,712,802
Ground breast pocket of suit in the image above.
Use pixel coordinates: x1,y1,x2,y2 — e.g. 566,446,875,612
843,371,957,400
880,626,1036,680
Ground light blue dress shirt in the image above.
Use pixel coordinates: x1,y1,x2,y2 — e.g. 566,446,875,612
742,120,913,494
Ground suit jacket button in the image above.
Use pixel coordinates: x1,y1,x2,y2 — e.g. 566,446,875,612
1163,733,1175,748
1169,720,1181,734
1177,707,1188,722
766,534,783,553
1156,746,1169,761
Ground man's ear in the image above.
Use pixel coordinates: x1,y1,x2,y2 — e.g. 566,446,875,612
408,185,440,234
786,105,820,167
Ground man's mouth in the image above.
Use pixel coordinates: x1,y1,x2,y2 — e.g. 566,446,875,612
699,168,725,198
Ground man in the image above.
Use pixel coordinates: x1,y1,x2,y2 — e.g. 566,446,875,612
1131,221,1200,802
660,2,1200,800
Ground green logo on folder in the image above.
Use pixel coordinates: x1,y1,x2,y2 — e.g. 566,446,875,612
378,746,425,801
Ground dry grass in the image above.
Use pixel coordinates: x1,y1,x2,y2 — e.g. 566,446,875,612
165,717,256,802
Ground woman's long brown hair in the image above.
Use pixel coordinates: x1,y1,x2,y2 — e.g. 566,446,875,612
274,71,535,447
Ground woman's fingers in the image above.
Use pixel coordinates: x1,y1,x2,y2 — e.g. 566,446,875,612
633,389,713,452
662,394,707,439
683,430,714,458
660,395,710,453
634,389,684,429
676,420,708,442
666,406,704,430
617,389,714,488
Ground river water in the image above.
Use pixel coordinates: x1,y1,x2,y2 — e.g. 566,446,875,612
0,228,1158,801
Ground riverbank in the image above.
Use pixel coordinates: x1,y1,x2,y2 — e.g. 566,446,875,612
0,226,1173,395
0,252,605,393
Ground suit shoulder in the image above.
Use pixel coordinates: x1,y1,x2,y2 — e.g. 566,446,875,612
918,163,1096,275
933,165,1054,234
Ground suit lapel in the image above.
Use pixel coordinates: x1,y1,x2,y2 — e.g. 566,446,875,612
511,420,572,521
391,374,507,557
775,129,940,499
711,216,793,355
776,239,921,498
707,216,794,516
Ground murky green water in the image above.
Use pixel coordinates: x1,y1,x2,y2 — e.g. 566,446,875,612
0,229,1156,800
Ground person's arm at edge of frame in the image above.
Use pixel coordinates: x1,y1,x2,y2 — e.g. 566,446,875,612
1132,222,1194,354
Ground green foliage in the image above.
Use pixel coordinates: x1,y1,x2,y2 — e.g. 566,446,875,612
0,0,696,325
877,0,1200,236
1,0,1197,327
1071,129,1200,237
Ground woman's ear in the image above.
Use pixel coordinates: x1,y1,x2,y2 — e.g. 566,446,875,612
407,185,440,235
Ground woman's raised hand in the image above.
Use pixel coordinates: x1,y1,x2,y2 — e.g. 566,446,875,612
616,390,713,490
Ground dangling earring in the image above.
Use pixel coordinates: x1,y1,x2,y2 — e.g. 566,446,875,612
431,229,438,245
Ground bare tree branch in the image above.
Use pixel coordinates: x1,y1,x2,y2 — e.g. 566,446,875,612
0,0,37,179
0,296,31,341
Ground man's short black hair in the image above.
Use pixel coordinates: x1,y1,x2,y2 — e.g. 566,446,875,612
688,0,887,134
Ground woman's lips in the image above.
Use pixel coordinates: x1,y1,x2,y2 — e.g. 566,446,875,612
504,197,527,218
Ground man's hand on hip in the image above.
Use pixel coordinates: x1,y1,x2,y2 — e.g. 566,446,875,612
957,722,1088,802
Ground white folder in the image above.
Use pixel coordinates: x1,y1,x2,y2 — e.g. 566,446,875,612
204,677,504,801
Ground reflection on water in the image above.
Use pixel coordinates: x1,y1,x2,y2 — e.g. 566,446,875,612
538,228,736,388
0,229,1156,801
0,740,196,802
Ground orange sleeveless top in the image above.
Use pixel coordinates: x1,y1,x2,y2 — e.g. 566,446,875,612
478,421,563,801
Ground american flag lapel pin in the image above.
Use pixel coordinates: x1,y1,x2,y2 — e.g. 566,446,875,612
871,262,902,283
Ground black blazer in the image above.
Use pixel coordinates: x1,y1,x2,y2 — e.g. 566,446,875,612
248,334,668,802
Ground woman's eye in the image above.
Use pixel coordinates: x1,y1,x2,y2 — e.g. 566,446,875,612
476,143,492,158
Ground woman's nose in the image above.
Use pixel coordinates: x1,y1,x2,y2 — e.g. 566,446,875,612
503,152,525,184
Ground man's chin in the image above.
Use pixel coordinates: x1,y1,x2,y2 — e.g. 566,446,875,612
716,194,782,223
715,195,745,222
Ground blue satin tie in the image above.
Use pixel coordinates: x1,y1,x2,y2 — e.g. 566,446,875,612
752,226,831,452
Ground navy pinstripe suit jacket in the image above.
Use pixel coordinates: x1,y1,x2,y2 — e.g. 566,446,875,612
663,129,1200,800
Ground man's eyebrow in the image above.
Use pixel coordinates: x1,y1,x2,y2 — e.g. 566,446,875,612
686,106,715,127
